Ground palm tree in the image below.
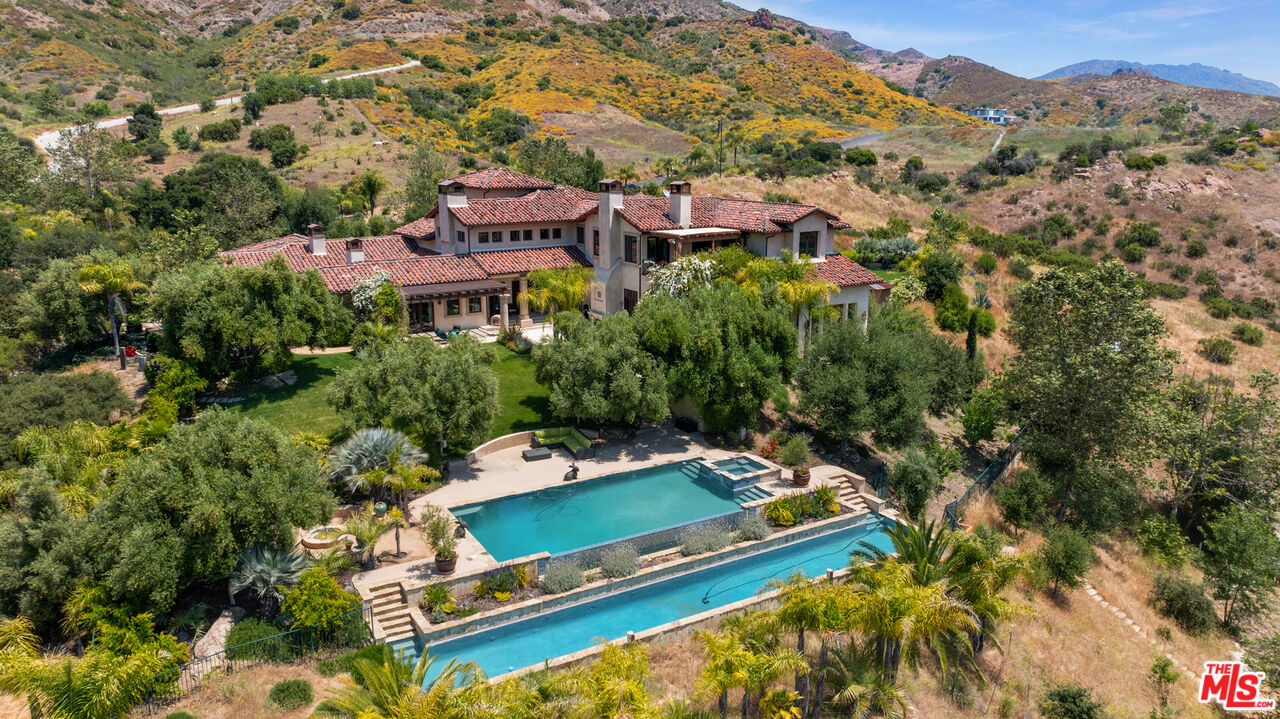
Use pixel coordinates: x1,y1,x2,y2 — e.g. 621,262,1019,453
826,643,909,719
329,428,429,500
740,648,806,719
845,560,978,682
352,320,403,357
725,128,745,168
77,261,146,359
616,164,640,187
11,421,126,515
854,515,955,588
518,266,595,317
697,630,749,719
229,545,310,616
946,535,1029,653
358,169,388,219
347,508,395,569
656,157,680,178
323,645,462,719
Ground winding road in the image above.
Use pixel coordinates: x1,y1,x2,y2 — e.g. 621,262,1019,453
33,59,423,155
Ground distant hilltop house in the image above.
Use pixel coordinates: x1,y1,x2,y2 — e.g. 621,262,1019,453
967,107,1010,125
221,168,889,335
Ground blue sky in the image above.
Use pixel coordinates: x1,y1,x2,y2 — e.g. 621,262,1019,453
761,0,1280,85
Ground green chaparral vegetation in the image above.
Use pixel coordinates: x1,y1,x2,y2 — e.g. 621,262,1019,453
1,60,1279,718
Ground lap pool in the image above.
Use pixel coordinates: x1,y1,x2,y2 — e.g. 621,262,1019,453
450,460,745,561
401,514,897,680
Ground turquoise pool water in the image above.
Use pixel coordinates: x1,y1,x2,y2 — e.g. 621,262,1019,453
403,515,896,680
714,456,768,476
451,460,743,562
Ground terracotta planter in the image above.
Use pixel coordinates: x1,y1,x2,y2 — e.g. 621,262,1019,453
792,468,811,487
434,555,457,575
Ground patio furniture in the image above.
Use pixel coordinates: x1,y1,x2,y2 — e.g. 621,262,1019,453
522,447,552,462
533,427,597,459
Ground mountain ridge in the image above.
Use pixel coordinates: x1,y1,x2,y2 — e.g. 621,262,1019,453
1036,59,1280,97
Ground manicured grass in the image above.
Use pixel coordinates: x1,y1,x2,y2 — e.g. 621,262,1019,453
220,352,358,439
872,268,910,284
489,345,554,439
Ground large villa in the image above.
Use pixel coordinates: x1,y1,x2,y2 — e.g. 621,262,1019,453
222,168,890,332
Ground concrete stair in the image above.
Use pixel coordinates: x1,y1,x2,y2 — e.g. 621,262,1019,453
832,473,878,514
366,581,421,644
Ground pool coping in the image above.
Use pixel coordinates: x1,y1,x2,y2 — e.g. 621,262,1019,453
416,508,894,656
482,517,890,683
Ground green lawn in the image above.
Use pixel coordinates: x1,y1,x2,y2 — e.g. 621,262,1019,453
219,346,554,444
220,352,358,439
871,268,910,284
490,345,554,438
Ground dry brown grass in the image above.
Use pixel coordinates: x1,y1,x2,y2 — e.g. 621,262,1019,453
1154,297,1280,383
133,662,345,719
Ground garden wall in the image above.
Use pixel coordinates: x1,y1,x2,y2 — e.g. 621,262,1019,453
538,507,752,574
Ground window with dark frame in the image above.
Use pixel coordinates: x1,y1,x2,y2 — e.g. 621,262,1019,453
456,230,465,244
624,234,638,263
510,230,519,242
798,231,819,257
593,230,599,256
479,231,489,243
446,299,460,316
468,297,482,314
577,227,584,245
523,229,533,242
552,228,562,239
540,228,550,240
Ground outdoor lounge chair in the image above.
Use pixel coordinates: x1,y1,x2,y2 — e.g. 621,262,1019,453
532,427,596,459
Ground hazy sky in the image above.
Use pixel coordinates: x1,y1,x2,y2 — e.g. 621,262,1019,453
761,0,1280,85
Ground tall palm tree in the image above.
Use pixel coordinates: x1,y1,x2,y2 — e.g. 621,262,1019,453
616,164,640,187
735,252,837,322
854,515,955,588
77,261,146,359
358,169,388,219
946,535,1030,653
229,545,310,616
656,157,680,178
323,646,462,719
826,643,909,719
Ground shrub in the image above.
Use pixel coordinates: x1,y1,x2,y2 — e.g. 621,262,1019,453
1204,296,1232,319
995,470,1048,537
680,525,733,556
888,447,939,518
1186,238,1208,258
224,618,295,662
316,644,386,677
933,284,970,333
1008,256,1033,280
1151,574,1217,635
268,679,313,710
763,497,796,526
846,147,877,166
539,561,584,594
1123,154,1156,171
422,583,452,610
1118,244,1147,263
1036,527,1093,595
474,565,529,598
1040,683,1105,719
165,713,197,719
735,515,770,541
1152,153,1169,165
1136,515,1192,566
976,254,998,274
1232,322,1265,346
1198,337,1235,364
599,544,639,578
198,118,241,142
961,388,1002,445
281,568,360,630
779,435,811,467
971,308,996,336
1184,147,1218,166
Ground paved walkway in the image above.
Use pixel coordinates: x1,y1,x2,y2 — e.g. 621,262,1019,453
354,426,734,589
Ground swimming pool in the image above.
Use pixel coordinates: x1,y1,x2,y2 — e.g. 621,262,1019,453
713,456,769,476
404,514,897,680
450,460,744,561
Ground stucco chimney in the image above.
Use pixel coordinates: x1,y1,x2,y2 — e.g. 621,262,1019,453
307,224,326,255
598,179,622,259
346,237,364,263
667,181,691,228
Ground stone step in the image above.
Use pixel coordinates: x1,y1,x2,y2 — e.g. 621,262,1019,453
371,595,404,610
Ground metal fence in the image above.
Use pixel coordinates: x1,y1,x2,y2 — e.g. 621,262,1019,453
943,425,1028,528
138,604,373,714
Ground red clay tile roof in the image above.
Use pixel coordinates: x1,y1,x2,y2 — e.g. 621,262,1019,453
443,167,555,191
617,196,845,234
221,235,590,293
395,216,436,240
471,245,592,275
450,186,599,227
812,253,883,288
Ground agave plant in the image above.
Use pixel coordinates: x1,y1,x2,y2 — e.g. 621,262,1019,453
329,428,429,499
973,282,992,310
229,545,310,616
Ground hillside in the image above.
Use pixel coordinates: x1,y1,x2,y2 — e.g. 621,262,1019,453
1036,60,1280,97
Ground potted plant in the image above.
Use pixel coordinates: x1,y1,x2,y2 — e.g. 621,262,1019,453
781,435,812,487
434,534,458,575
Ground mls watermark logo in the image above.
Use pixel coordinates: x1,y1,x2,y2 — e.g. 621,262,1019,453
1200,662,1276,711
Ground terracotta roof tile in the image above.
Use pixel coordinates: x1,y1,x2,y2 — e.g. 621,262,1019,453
395,216,436,240
617,196,845,234
443,167,555,191
451,186,599,226
471,245,593,275
812,253,883,288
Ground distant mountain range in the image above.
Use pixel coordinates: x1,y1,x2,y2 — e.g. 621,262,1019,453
1036,60,1280,97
